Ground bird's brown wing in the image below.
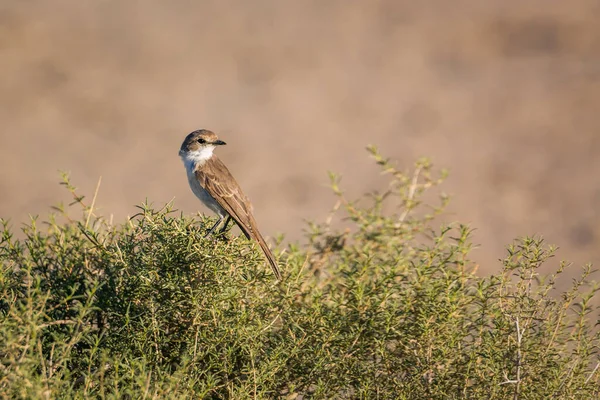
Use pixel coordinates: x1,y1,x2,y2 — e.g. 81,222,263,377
195,156,282,279
195,156,254,238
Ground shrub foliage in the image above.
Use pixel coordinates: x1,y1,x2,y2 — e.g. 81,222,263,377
1,148,599,399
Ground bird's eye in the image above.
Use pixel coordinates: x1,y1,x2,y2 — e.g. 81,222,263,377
197,138,205,144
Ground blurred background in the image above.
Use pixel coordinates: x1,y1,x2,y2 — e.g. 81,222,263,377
1,0,599,274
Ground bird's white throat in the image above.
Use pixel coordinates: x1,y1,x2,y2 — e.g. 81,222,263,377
181,146,215,172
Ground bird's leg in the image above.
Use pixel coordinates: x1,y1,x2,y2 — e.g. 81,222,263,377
218,216,232,235
204,216,224,238
212,216,233,242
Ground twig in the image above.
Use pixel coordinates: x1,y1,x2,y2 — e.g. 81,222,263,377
85,176,102,228
38,319,78,329
398,165,422,224
499,316,522,400
261,313,281,332
325,200,342,227
585,361,600,384
514,316,522,400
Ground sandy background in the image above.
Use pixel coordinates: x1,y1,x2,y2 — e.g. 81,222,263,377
1,0,599,274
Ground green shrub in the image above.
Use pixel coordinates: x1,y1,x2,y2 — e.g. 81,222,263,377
1,148,598,399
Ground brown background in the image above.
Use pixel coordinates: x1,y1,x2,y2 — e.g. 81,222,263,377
1,0,599,274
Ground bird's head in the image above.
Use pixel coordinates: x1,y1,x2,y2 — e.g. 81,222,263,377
179,129,226,163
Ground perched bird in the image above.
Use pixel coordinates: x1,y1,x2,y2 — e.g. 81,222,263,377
179,129,282,280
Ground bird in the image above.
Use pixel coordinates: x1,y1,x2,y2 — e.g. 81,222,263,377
178,129,282,280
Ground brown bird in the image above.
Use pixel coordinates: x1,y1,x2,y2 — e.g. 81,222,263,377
178,129,282,280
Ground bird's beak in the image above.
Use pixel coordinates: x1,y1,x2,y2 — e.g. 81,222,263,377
214,140,226,146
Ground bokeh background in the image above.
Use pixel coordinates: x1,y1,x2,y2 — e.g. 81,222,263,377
1,0,599,274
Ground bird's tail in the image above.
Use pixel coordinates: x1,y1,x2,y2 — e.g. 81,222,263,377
254,230,282,280
237,214,282,280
